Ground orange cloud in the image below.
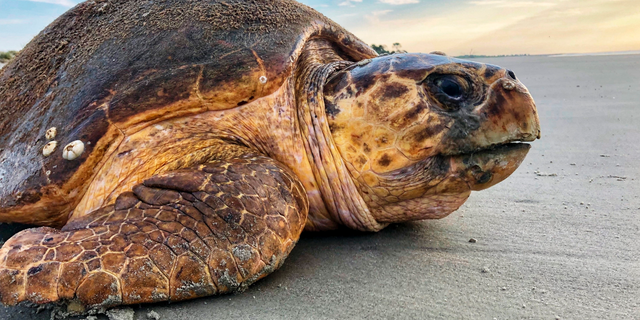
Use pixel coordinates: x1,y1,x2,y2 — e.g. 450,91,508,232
345,0,640,55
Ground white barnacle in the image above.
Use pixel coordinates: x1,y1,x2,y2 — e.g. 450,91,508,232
259,76,267,84
502,80,516,91
42,141,58,157
62,140,85,160
45,127,57,140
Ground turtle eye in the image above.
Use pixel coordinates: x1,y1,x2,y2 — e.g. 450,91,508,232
436,77,463,99
424,74,471,111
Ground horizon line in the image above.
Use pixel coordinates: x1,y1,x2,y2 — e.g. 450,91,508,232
2,48,640,59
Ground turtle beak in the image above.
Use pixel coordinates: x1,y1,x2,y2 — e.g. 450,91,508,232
467,70,541,147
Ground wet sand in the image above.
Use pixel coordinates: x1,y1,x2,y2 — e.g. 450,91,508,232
1,54,639,319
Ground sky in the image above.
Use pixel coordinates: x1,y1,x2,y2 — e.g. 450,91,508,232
0,0,639,56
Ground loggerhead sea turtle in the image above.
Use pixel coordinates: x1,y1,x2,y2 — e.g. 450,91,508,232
0,0,540,313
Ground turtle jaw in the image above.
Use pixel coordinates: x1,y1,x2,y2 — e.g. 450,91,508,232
448,142,531,191
366,142,530,224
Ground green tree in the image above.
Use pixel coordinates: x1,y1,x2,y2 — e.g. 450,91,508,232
0,51,18,63
370,43,407,55
371,44,390,55
392,43,407,53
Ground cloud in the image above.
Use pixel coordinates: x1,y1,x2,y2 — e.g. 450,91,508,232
338,13,360,17
24,0,77,7
468,0,556,8
0,19,28,25
365,10,393,23
339,0,363,6
348,0,552,55
379,0,419,4
453,0,640,55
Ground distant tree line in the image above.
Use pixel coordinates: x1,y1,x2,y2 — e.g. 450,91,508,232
454,54,531,59
370,43,407,55
368,44,532,59
0,51,18,63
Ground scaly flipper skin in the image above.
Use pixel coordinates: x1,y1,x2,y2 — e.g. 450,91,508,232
0,153,308,311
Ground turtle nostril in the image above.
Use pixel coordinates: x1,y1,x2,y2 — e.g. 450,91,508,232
506,70,517,80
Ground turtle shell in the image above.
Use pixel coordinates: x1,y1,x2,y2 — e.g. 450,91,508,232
0,0,376,226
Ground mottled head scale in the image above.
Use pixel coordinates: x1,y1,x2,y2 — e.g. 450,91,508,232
0,0,540,313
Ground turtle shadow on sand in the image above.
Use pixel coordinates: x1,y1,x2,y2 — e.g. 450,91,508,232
0,223,32,245
0,221,441,254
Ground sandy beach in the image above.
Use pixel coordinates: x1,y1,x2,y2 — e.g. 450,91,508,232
1,53,638,319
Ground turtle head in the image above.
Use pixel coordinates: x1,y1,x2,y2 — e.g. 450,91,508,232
323,53,540,223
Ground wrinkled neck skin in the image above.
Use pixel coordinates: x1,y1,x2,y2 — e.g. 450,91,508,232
293,40,387,232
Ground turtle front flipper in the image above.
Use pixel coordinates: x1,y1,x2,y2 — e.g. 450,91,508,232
0,155,308,312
